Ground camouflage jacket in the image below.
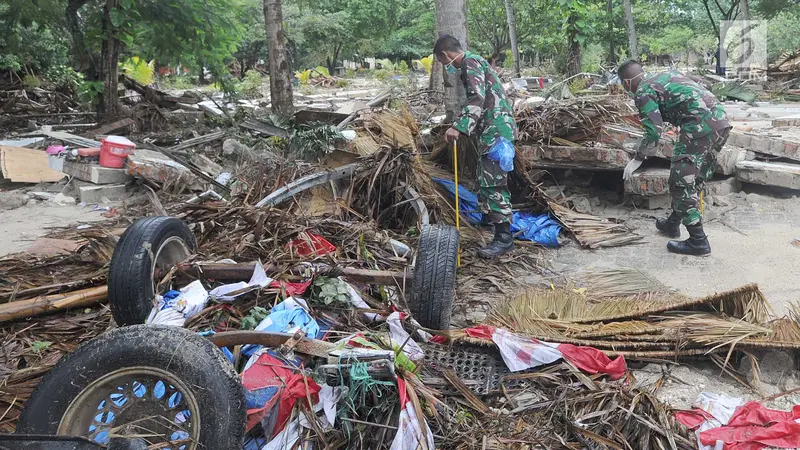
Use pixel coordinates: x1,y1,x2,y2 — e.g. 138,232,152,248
634,71,731,157
452,51,518,147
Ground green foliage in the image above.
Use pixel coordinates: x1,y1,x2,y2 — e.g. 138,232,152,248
291,122,344,159
503,49,515,69
30,340,52,353
45,65,83,92
160,75,194,90
767,9,800,61
373,68,391,81
78,80,105,106
241,306,268,330
240,69,264,97
23,74,41,88
311,276,352,306
120,56,155,85
580,43,604,72
397,60,410,75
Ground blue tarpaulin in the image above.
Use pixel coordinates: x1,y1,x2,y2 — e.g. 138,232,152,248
433,178,562,248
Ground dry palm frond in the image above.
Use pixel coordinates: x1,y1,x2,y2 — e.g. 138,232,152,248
515,96,636,144
579,267,668,298
548,201,643,249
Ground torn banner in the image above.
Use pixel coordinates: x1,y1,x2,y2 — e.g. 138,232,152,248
461,325,627,379
676,394,800,450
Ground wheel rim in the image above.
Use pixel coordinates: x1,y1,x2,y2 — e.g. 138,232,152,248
58,367,201,450
152,236,192,295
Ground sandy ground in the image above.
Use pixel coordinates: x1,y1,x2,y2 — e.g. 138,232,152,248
0,201,110,256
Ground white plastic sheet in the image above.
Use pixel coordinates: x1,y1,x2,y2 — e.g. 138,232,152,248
209,260,272,301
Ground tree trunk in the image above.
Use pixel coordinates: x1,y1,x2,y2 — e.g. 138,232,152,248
606,0,617,64
66,0,92,74
98,0,120,122
622,0,637,59
503,0,521,77
434,0,468,121
198,62,205,85
264,0,294,116
566,14,582,78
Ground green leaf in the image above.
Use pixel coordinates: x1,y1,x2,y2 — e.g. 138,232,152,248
109,8,126,28
120,0,134,10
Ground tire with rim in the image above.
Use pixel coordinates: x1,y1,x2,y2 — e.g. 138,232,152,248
409,224,459,330
16,325,246,449
108,216,196,326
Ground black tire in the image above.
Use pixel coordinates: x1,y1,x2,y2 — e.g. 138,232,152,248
409,224,460,330
17,325,246,449
108,216,196,326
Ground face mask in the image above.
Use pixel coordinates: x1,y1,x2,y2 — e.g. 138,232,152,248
444,52,464,75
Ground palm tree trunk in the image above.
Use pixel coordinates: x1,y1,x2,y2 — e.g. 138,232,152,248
98,0,120,121
622,0,637,59
434,0,468,121
607,0,617,64
566,14,581,77
503,0,521,77
264,0,294,115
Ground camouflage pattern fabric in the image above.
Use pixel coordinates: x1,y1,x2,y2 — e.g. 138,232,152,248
452,51,517,224
670,128,731,226
634,71,731,159
452,52,518,147
477,143,513,224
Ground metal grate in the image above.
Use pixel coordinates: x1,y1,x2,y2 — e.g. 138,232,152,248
421,343,526,396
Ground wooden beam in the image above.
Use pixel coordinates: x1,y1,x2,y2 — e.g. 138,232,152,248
182,262,411,286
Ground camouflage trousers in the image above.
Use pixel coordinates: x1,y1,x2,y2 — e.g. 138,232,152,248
477,142,513,224
670,127,731,225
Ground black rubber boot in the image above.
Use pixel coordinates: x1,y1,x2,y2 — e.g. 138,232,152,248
655,211,681,238
477,222,514,259
667,223,711,256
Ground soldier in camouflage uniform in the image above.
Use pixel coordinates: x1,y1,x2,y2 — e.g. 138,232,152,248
434,35,517,259
618,60,732,256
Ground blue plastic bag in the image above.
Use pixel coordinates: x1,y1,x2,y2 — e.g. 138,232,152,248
486,137,515,172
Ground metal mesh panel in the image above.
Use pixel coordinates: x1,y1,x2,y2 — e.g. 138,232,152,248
421,343,525,396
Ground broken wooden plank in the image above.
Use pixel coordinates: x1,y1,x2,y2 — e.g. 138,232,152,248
86,118,136,137
239,119,290,138
181,262,410,286
0,146,65,183
736,160,800,190
0,286,107,323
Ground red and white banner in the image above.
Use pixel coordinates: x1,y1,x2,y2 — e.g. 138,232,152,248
461,325,627,380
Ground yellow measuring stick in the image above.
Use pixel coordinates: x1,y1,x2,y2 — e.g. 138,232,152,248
699,191,705,214
453,141,461,267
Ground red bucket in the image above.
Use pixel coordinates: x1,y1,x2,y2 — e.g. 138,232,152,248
99,136,136,168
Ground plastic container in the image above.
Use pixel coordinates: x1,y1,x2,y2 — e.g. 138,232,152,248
99,136,136,168
46,145,66,155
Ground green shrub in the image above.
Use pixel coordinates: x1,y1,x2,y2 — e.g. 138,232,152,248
23,74,41,88
240,70,264,97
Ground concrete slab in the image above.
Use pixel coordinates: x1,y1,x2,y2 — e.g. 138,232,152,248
736,160,800,190
517,145,631,171
127,149,201,190
78,184,127,203
703,177,742,197
716,146,756,176
772,115,800,127
63,161,132,184
630,194,671,210
599,124,674,159
624,168,671,196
